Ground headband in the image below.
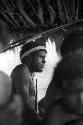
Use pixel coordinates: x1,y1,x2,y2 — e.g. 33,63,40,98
20,46,46,61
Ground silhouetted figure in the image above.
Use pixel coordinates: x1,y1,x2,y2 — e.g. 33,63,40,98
45,27,83,109
44,51,83,125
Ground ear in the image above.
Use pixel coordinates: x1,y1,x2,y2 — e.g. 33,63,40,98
25,54,33,64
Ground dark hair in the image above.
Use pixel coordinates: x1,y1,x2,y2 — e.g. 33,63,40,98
60,27,83,57
51,51,83,89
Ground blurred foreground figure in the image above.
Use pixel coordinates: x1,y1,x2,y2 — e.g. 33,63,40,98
0,71,23,125
11,38,47,125
64,120,83,125
45,51,83,125
45,27,83,109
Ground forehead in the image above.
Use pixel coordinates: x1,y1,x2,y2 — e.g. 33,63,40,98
63,78,83,91
35,50,47,56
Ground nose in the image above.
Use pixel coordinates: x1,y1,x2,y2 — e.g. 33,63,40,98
42,58,46,64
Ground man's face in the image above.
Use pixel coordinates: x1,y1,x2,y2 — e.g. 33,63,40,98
33,50,47,72
63,78,83,116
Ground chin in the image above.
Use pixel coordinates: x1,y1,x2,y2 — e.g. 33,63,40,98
34,69,41,73
33,66,43,73
36,68,43,72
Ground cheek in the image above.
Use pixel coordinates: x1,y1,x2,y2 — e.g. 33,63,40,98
37,58,42,63
34,57,39,64
35,58,42,66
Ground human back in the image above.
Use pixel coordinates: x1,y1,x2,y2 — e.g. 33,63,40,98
44,51,83,125
45,26,83,110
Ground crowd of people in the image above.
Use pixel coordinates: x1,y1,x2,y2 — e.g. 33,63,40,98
0,25,83,125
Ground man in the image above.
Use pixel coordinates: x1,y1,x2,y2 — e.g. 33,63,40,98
45,26,83,109
45,51,83,125
11,37,47,125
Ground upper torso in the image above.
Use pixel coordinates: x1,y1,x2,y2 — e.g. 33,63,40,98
11,64,35,107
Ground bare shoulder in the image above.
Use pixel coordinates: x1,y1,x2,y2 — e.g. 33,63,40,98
13,64,26,71
12,64,28,72
11,64,29,78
